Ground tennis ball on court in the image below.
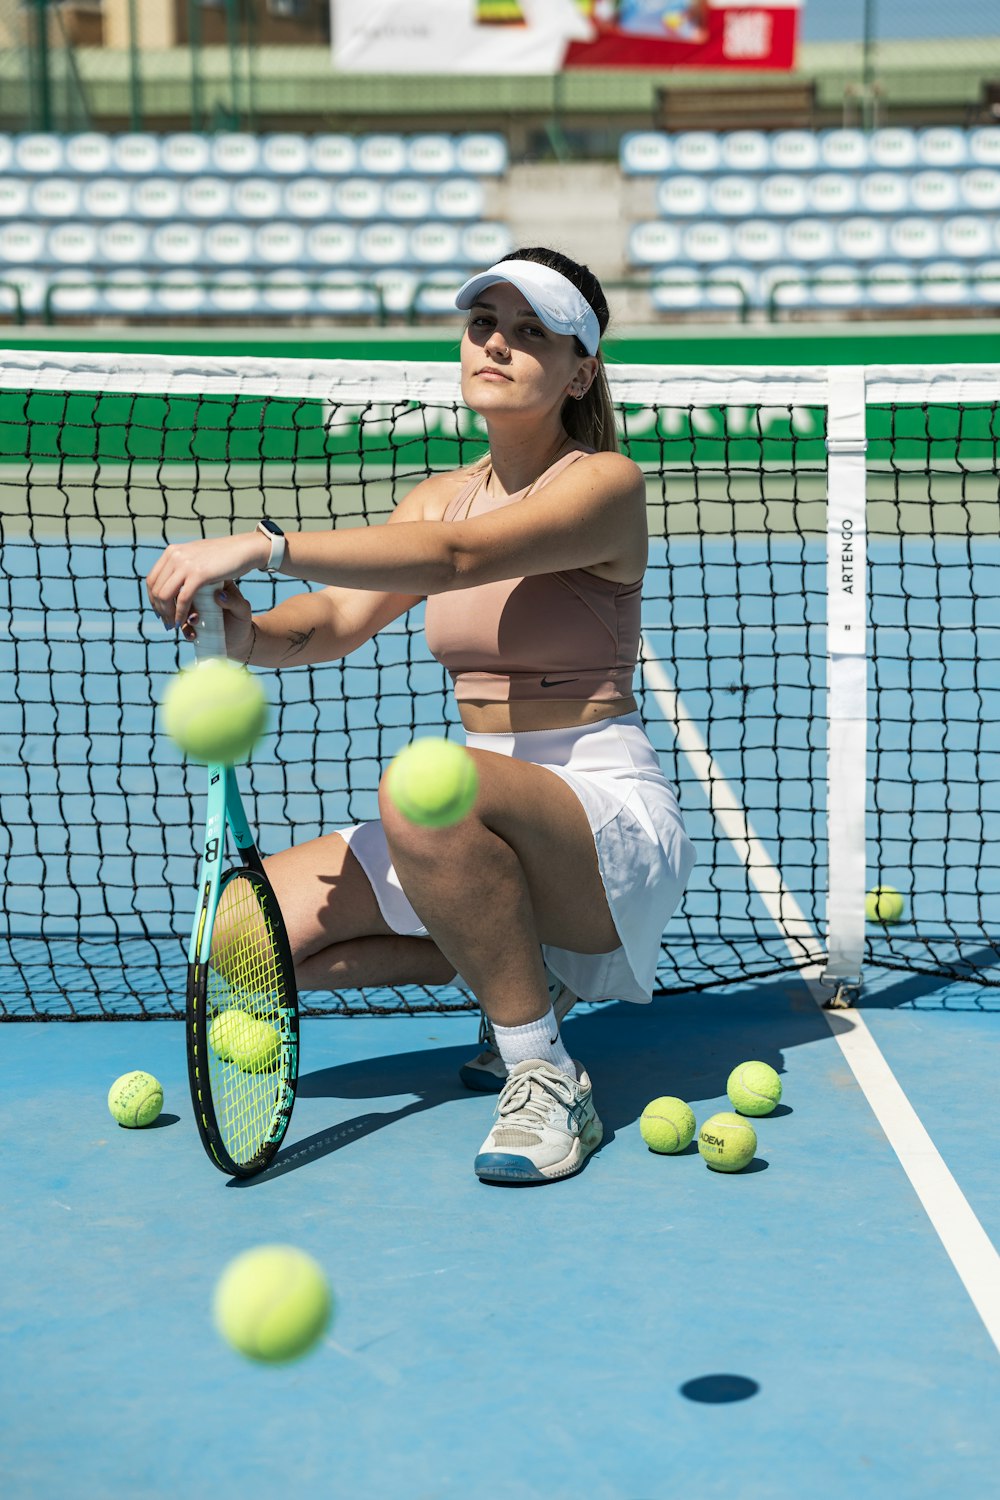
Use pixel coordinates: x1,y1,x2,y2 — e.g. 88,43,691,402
727,1060,782,1117
698,1112,757,1173
865,885,905,923
209,1008,280,1072
160,658,268,765
639,1096,696,1154
385,737,478,828
214,1244,333,1364
107,1070,163,1128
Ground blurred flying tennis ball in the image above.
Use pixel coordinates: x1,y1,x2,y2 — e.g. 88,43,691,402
214,1245,333,1364
385,737,479,828
698,1112,757,1173
160,658,268,765
209,1008,280,1072
107,1070,163,1128
727,1061,782,1117
865,885,905,924
639,1096,696,1154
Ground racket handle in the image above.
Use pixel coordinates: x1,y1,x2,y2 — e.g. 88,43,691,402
192,586,227,663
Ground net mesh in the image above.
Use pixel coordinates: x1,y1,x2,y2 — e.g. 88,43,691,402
0,356,998,1017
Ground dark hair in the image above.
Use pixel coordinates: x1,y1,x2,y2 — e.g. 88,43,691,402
496,246,619,454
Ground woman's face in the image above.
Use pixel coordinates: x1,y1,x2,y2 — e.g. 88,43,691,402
459,280,596,425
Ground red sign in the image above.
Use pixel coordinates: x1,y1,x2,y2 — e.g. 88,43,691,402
565,1,801,71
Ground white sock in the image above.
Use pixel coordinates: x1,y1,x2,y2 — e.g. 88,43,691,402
492,1005,576,1081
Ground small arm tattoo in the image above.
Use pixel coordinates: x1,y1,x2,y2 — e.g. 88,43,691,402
281,628,316,659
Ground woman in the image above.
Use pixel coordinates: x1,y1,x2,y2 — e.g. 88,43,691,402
146,246,696,1186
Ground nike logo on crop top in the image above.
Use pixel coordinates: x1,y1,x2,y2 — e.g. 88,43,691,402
541,675,578,688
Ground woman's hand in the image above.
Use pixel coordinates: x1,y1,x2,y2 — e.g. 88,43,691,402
179,581,256,663
146,532,267,630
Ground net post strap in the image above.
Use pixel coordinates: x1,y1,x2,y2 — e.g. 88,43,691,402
823,367,868,988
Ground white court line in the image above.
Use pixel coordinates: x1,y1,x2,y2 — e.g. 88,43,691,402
643,640,1000,1358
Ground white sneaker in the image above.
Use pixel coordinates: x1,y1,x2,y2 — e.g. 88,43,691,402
458,974,578,1093
474,1059,603,1183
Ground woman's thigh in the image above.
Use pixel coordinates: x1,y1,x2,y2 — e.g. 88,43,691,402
263,832,396,962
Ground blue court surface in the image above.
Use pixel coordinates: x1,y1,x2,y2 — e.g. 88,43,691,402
3,965,1000,1500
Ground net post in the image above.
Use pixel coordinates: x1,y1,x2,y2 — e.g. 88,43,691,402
822,367,868,1001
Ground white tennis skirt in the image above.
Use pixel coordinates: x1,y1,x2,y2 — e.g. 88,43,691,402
338,712,696,1004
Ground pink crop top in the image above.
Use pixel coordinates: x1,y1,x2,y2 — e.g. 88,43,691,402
423,447,642,704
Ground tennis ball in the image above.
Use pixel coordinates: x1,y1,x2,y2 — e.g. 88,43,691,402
698,1111,757,1173
209,1008,280,1072
727,1060,782,1117
865,885,905,923
108,1070,163,1128
385,737,478,828
639,1096,696,1154
213,1244,333,1364
160,658,268,765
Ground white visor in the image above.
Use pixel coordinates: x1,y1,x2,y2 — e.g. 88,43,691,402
455,259,601,356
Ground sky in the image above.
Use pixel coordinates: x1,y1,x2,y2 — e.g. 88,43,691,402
798,0,998,43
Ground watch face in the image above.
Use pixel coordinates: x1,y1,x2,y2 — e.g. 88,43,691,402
260,518,283,537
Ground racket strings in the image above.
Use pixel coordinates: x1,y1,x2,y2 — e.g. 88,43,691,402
206,873,289,1166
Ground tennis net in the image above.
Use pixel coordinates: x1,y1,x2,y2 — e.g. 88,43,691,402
1,352,998,1017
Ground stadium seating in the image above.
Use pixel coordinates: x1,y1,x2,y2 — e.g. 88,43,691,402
0,130,511,321
624,125,1000,316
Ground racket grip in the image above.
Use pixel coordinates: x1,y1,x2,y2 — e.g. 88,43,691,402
192,586,227,663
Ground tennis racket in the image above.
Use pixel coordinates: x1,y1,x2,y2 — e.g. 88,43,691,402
184,586,299,1178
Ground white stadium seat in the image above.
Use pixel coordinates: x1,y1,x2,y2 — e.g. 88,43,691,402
181,178,232,219
304,224,358,264
627,222,682,265
959,169,1000,212
211,134,261,174
910,171,959,213
889,217,941,259
807,174,857,215
98,222,150,264
867,262,917,305
381,179,434,220
813,264,864,307
683,222,734,262
48,223,98,264
708,176,758,217
973,260,1000,303
261,134,311,175
836,218,888,261
48,271,99,315
357,224,411,265
858,172,910,215
201,223,253,265
650,268,706,311
0,267,44,315
758,175,808,217
371,268,419,316
14,135,64,174
705,264,757,308
414,270,468,314
916,128,967,168
921,260,969,302
208,271,260,314
459,221,512,263
284,178,335,219
231,179,283,219
152,223,206,265
819,130,868,170
719,131,770,173
82,179,132,219
732,220,783,262
407,136,457,175
156,269,207,315
770,131,820,172
316,271,382,315
102,269,153,315
255,223,306,264
310,135,358,176
64,134,113,175
969,128,1000,167
765,265,810,309
941,216,994,259
433,179,485,220
674,132,722,173
0,136,12,172
868,129,918,170
410,223,462,264
0,179,31,218
783,218,836,262
262,269,312,313
656,177,708,217
161,134,211,175
131,178,182,219
332,178,384,219
455,133,508,176
358,135,408,176
111,135,161,176
0,222,45,263
620,132,673,175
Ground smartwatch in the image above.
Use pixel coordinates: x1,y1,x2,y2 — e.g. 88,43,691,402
256,517,286,573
